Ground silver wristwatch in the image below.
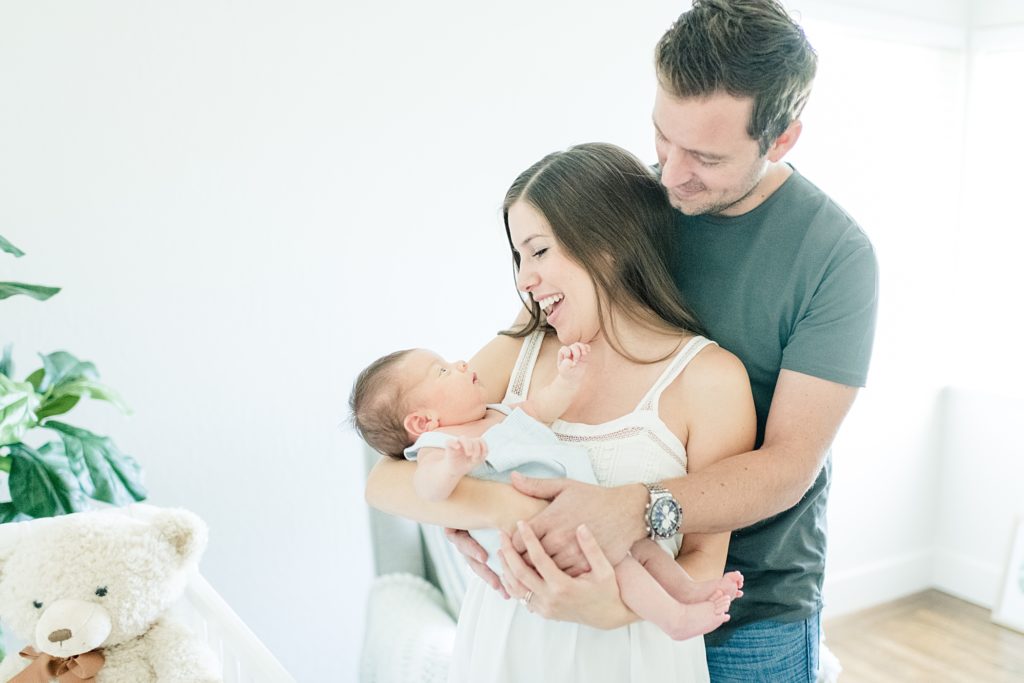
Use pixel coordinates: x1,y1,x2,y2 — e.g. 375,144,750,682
644,482,682,540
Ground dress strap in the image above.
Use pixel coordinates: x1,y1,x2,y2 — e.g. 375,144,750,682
635,336,717,413
502,330,546,404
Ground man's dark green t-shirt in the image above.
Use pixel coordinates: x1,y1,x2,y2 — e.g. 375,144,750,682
665,167,878,645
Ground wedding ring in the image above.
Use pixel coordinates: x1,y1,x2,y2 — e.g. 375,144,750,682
520,590,534,608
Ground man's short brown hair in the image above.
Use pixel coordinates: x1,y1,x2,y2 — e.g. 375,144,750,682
655,0,817,155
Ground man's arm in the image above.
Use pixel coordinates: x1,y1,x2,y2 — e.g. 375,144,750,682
512,369,858,571
671,369,858,532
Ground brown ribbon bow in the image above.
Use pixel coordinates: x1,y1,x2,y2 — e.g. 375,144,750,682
10,646,105,683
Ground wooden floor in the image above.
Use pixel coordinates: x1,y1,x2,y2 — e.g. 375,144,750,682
824,590,1024,682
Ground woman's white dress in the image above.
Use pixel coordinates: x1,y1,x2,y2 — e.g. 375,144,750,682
448,331,714,683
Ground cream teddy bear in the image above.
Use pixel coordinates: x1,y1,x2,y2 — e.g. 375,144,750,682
0,506,221,682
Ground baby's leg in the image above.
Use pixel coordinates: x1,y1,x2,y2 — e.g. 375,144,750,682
616,555,730,641
631,539,744,601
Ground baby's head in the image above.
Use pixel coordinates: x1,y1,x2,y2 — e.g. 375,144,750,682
349,348,488,457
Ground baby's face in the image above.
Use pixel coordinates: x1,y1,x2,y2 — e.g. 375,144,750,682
400,349,488,427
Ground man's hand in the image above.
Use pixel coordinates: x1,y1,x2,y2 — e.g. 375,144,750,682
509,473,648,576
443,528,509,599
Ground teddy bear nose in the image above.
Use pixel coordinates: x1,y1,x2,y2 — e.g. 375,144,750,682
48,628,73,643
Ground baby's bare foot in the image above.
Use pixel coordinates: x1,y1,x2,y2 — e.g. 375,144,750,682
659,592,732,641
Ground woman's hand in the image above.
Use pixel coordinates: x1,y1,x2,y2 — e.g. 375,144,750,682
499,520,636,630
442,484,548,597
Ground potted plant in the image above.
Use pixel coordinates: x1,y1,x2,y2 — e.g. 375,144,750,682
0,233,148,657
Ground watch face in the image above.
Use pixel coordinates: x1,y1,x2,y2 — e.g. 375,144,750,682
650,498,680,538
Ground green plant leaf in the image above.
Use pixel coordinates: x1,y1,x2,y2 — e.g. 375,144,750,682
0,344,12,377
44,421,147,504
7,442,88,518
35,394,81,420
0,282,60,301
37,352,98,393
0,374,40,446
0,234,25,257
0,502,31,524
26,368,44,392
49,379,130,414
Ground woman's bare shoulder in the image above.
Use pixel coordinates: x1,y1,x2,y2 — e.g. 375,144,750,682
659,340,752,418
679,342,750,392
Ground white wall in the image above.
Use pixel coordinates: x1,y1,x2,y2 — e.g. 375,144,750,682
935,388,1024,607
0,2,374,678
931,37,1024,610
0,1,687,679
1,1,1019,677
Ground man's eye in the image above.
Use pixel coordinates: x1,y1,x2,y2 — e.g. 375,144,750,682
698,158,721,167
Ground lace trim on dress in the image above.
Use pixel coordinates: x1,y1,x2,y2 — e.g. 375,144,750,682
506,331,545,403
645,431,686,469
555,426,645,443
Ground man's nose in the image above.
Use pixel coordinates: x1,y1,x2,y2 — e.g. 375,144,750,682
660,147,695,188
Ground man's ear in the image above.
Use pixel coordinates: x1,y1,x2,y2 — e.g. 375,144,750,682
766,119,802,162
404,410,439,438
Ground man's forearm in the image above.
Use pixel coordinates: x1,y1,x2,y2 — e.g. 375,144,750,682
668,443,823,535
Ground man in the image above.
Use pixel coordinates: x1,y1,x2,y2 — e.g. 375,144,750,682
366,0,877,680
457,1,877,680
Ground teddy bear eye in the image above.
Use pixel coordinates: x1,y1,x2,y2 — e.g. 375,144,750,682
32,600,43,609
95,586,108,597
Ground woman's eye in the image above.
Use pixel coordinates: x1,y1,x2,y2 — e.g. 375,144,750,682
533,248,548,259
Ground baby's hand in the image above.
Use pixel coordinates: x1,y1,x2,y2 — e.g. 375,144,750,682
557,342,590,381
444,436,489,471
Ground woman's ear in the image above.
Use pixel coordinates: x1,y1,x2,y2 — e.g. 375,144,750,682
404,410,439,438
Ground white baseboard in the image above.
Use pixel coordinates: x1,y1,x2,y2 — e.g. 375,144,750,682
822,550,933,619
822,548,1005,621
931,548,1003,608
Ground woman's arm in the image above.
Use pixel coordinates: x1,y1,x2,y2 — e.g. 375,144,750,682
366,457,545,532
670,345,756,577
364,332,544,533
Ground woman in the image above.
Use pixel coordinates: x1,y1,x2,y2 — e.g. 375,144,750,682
365,142,755,682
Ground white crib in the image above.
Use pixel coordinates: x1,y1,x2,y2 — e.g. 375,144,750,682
173,571,296,683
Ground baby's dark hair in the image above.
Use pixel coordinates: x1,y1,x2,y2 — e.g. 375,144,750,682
349,349,416,458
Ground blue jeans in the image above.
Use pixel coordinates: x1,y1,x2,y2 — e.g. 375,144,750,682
705,612,821,683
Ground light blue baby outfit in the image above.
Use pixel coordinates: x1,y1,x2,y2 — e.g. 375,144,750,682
404,403,596,574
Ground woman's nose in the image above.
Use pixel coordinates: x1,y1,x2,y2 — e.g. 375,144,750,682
516,265,538,292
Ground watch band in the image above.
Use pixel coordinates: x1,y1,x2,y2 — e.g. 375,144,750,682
644,482,682,540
